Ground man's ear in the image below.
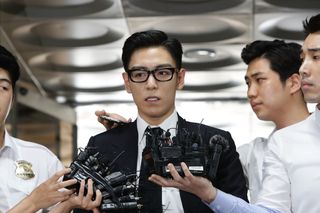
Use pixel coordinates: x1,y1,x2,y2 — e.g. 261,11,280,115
122,72,132,93
176,68,186,90
288,73,302,94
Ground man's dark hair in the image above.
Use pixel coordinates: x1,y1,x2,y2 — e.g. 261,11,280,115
122,30,183,71
0,45,20,90
241,40,301,83
303,13,320,35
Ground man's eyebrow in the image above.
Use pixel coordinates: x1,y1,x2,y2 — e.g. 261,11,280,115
0,78,12,84
244,71,263,81
128,66,146,70
156,64,174,68
129,64,174,70
307,48,320,52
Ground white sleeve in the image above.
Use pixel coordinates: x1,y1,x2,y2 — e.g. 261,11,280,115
47,152,64,178
237,143,251,186
255,135,291,213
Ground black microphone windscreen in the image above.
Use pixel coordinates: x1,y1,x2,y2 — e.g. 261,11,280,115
209,135,230,150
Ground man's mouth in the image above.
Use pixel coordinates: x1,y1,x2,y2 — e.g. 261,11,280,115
145,96,160,102
250,102,262,109
301,80,313,90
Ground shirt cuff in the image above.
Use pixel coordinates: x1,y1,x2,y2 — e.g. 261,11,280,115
206,189,237,212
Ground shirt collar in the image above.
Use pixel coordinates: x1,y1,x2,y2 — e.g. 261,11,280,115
315,104,320,128
268,128,277,139
0,129,16,154
136,110,178,143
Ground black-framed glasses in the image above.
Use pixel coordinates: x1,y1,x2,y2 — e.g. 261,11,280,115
127,67,178,83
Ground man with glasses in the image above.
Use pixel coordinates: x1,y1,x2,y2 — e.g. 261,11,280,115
75,30,247,213
128,67,178,83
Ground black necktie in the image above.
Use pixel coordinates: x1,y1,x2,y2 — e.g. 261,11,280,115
138,127,163,213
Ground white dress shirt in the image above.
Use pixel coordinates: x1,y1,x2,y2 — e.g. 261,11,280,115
256,105,320,213
0,130,63,212
237,131,275,203
136,110,184,212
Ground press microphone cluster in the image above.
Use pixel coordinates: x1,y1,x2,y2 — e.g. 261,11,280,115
143,125,230,180
63,147,141,211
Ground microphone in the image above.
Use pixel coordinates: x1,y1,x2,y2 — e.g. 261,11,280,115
165,130,171,138
207,134,230,180
209,134,229,151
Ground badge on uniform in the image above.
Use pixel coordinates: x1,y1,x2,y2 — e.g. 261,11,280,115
15,160,35,180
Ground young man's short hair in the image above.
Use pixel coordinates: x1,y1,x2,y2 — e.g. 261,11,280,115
0,45,20,90
241,40,301,83
303,13,320,35
122,30,183,71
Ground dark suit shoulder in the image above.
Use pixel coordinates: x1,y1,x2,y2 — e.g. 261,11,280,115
85,122,139,174
88,122,137,147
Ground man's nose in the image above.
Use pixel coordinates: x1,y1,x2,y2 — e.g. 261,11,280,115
299,59,311,78
247,84,257,99
145,73,158,88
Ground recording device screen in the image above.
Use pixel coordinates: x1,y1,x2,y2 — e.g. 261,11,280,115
143,125,229,180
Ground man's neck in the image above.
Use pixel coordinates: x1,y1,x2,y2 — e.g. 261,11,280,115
139,110,176,126
274,101,309,130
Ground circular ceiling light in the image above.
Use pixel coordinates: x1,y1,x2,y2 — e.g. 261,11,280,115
263,0,320,9
185,49,216,61
129,0,245,14
259,14,308,40
45,75,125,92
0,0,113,17
148,17,246,43
183,48,241,70
11,0,95,7
55,95,67,104
29,49,122,72
42,76,124,93
13,20,123,47
51,91,133,105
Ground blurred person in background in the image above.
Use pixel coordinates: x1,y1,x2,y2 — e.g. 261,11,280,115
0,44,101,213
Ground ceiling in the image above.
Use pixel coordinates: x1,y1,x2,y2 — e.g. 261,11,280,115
0,0,319,107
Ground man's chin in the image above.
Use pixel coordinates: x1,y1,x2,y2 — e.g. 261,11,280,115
255,113,270,122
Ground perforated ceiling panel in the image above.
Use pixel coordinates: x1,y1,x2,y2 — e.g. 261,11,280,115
0,0,318,105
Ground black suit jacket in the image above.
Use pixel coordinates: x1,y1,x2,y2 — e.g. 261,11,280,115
74,115,247,213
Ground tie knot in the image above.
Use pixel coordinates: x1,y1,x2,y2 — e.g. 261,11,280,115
145,126,162,135
145,126,163,147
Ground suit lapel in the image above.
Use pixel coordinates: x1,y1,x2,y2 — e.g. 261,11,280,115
111,121,139,173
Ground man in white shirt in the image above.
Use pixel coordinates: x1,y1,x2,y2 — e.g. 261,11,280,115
0,45,101,213
237,40,309,202
255,13,320,213
149,13,320,213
